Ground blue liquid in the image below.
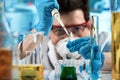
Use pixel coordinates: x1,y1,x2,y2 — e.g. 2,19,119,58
79,66,83,73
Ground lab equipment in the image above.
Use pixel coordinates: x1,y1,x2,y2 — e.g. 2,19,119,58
33,32,44,64
90,45,104,80
18,64,44,80
90,16,99,45
34,0,59,36
18,32,44,80
60,66,77,80
90,15,103,80
59,60,77,80
12,32,44,80
0,1,12,80
55,60,90,80
52,8,70,37
111,0,120,79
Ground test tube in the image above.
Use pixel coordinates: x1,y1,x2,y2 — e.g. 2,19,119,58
90,16,102,80
33,32,44,64
90,16,102,65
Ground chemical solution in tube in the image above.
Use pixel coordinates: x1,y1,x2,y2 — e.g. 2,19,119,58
112,12,120,80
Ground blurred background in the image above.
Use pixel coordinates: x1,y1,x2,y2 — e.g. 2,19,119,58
4,0,111,34
90,0,111,33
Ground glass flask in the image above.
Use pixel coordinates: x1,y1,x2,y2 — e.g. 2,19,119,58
17,32,44,80
111,0,120,80
60,60,77,80
60,66,77,80
0,0,12,80
11,32,44,80
56,59,91,80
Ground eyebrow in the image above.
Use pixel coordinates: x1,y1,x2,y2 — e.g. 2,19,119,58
52,21,89,28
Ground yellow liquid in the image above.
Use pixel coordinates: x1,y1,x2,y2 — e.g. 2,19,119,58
18,64,44,80
112,12,120,80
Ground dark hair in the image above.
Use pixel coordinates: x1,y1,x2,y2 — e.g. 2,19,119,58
57,0,89,21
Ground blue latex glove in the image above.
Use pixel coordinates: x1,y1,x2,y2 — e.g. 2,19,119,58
34,0,59,36
66,36,104,79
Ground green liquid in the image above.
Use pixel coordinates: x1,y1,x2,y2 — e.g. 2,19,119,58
60,66,77,80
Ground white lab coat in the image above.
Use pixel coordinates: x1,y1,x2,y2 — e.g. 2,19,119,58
18,36,54,70
19,31,111,70
19,36,82,70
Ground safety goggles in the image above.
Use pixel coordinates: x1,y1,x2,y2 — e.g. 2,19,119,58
52,21,90,37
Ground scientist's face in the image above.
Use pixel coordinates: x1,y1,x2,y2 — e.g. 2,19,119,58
50,9,90,45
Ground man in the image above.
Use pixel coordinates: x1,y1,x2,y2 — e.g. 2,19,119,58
19,0,111,79
20,0,90,68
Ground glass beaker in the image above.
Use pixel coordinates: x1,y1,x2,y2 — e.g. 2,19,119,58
0,32,12,80
60,66,77,80
18,32,44,80
59,60,77,80
111,0,120,80
0,0,12,80
55,59,90,80
12,32,44,80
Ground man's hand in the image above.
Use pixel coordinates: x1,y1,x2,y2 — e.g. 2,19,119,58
66,36,104,79
34,0,59,35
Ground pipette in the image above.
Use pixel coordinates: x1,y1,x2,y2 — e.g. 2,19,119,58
52,8,70,37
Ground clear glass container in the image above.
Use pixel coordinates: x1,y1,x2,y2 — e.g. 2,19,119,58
90,15,101,80
0,0,12,79
111,0,120,80
17,32,44,80
59,60,77,80
55,59,90,80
